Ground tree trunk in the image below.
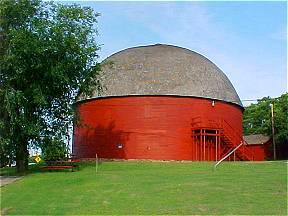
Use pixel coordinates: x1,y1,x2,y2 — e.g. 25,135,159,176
16,140,29,172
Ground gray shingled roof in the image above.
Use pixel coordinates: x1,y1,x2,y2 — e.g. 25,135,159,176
244,134,271,145
84,44,242,106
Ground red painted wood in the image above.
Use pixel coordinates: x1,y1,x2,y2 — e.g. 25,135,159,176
73,96,243,161
245,142,271,161
246,145,264,160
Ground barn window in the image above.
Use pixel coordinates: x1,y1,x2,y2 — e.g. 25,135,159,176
117,143,123,149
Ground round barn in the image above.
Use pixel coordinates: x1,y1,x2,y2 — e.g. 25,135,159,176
73,44,255,161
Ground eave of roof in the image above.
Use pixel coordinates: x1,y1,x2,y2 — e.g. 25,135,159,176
244,134,271,145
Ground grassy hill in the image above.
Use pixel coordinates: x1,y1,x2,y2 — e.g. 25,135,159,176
1,161,287,215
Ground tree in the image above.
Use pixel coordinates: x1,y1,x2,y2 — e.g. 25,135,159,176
0,0,102,172
243,93,288,159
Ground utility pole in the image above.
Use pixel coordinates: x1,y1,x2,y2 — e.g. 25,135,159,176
270,103,276,160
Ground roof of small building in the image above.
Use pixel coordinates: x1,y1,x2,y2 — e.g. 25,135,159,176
244,134,271,145
84,44,242,106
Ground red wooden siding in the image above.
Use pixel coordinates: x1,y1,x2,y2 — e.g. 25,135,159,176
245,145,265,160
245,142,271,161
73,96,243,161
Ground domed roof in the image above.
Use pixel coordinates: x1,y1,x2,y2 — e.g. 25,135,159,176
88,44,242,106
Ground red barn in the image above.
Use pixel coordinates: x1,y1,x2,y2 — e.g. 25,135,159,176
244,134,271,160
73,44,256,161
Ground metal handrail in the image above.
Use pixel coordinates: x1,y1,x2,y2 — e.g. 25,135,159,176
191,117,255,161
220,119,254,160
213,142,243,170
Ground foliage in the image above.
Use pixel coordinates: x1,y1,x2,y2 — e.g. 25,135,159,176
41,138,68,161
0,142,12,167
28,155,37,163
0,133,15,167
1,161,287,215
0,0,102,172
243,93,288,159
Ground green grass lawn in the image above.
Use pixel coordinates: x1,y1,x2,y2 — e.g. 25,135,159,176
1,161,287,215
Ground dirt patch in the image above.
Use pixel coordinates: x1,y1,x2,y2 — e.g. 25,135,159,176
0,176,21,187
1,208,13,216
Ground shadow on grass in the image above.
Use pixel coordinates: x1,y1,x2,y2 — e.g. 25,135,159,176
0,161,96,177
0,164,47,177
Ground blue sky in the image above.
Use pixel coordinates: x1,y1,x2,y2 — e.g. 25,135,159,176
63,1,287,105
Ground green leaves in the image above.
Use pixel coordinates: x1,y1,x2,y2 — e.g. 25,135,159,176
243,93,288,159
243,97,271,135
0,0,102,170
41,137,68,161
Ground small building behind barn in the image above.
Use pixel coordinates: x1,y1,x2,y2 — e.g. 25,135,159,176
244,134,271,160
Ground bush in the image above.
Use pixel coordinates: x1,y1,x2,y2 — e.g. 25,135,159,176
41,138,68,161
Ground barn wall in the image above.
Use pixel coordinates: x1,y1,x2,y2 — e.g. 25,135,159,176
245,145,265,161
245,141,271,161
73,96,243,160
